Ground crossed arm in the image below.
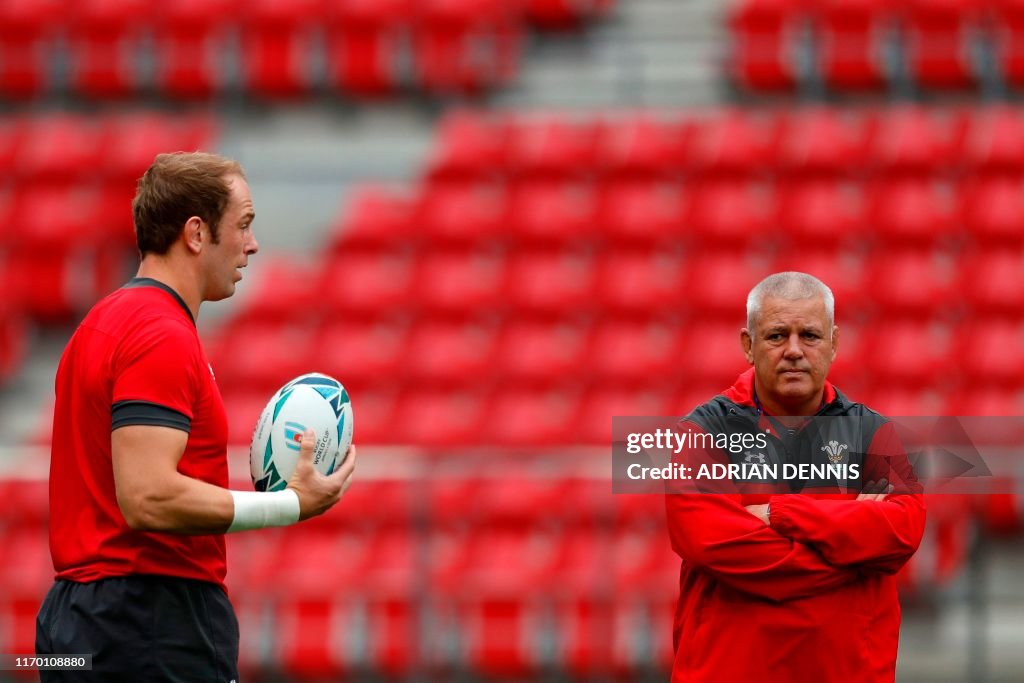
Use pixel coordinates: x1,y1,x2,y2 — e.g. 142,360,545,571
665,421,926,602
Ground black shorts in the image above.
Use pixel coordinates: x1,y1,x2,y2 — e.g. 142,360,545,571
35,575,239,683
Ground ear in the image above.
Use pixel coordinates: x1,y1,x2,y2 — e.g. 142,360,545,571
741,328,754,365
830,325,840,362
182,216,204,255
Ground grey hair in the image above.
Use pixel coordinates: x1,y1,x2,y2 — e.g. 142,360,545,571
746,272,835,331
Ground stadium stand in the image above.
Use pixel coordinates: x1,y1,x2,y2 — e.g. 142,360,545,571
1,0,1022,680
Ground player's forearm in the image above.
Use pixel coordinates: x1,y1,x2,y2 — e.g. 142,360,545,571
667,493,860,602
118,474,234,534
769,494,926,572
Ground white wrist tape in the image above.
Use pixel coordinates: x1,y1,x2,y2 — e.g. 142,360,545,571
228,489,300,533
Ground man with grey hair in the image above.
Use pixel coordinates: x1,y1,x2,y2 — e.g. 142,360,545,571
664,272,925,683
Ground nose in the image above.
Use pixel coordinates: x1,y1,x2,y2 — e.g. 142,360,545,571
246,232,259,256
783,333,804,359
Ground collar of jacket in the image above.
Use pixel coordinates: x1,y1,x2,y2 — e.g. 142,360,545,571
718,368,851,426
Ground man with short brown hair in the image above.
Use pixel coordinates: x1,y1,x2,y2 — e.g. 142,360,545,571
37,152,356,682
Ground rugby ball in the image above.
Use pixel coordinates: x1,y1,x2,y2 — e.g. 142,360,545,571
250,372,354,492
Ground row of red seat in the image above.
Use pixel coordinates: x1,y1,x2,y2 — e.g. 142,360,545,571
730,0,1024,92
335,179,1024,248
425,108,1024,180
213,385,1024,450
229,249,1024,327
0,490,987,680
0,0,613,100
0,113,218,183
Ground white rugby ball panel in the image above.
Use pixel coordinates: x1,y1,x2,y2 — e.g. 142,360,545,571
249,373,353,492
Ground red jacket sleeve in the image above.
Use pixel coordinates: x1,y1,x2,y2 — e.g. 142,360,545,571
665,422,860,603
768,421,927,574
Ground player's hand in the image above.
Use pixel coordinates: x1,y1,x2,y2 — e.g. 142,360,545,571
287,429,357,521
857,478,892,501
744,504,770,525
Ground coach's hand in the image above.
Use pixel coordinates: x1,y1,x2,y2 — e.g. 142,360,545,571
287,429,357,521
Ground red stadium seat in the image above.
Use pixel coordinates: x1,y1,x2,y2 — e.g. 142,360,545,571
345,387,399,444
593,242,688,317
504,249,596,315
482,387,582,446
416,183,507,246
686,109,780,176
430,475,563,527
0,0,66,98
505,116,603,181
2,478,49,528
728,0,806,91
775,108,872,175
15,114,104,182
525,0,615,29
824,319,867,392
959,177,1024,246
357,531,419,673
505,181,597,245
67,0,149,98
328,186,416,253
865,178,958,246
682,252,774,319
327,0,412,96
673,321,751,383
413,250,507,315
586,321,681,385
229,256,322,326
575,387,676,445
867,107,960,174
0,117,26,173
220,389,272,445
97,113,209,185
901,0,982,90
958,107,1024,173
312,319,409,394
612,527,678,596
330,480,415,531
596,115,690,181
413,0,523,95
959,250,1024,315
855,386,947,416
811,0,891,90
0,301,27,387
991,0,1024,89
954,318,1024,388
430,529,552,675
403,320,499,387
864,321,951,389
15,183,102,246
391,389,488,446
596,181,686,246
274,599,358,678
153,0,236,99
319,252,417,317
865,250,956,316
684,179,776,248
240,0,325,98
425,111,509,183
208,322,315,395
493,321,589,386
548,533,615,675
775,179,866,247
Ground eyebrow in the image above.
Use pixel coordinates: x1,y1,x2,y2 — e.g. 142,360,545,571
240,211,255,224
764,324,824,334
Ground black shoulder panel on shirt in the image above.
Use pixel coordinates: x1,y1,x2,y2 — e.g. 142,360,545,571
111,400,191,433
